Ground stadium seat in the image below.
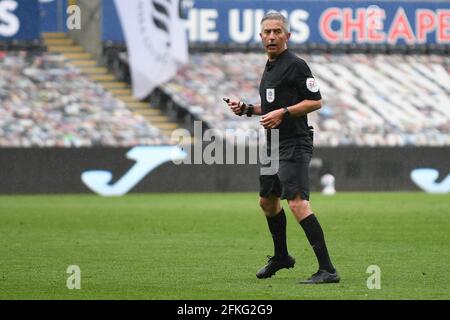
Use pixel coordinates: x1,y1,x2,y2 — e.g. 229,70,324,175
157,51,450,146
0,51,170,147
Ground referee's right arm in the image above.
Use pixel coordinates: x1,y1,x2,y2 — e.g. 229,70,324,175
225,99,262,116
250,104,262,115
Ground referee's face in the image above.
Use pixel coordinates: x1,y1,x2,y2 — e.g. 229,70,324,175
260,19,291,60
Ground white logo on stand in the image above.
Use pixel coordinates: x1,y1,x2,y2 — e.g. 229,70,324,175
306,78,319,93
410,169,450,193
266,88,275,103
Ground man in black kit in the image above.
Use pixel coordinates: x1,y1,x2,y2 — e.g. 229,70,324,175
225,11,339,284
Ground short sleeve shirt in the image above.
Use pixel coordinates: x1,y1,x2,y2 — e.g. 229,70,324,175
259,49,321,158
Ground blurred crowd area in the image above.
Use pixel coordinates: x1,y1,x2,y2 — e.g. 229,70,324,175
163,52,450,146
1,50,449,147
0,51,169,147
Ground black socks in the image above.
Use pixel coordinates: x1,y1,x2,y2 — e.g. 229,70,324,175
300,214,335,273
266,211,335,273
266,209,288,259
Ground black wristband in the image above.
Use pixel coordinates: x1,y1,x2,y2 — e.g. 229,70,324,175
246,104,254,117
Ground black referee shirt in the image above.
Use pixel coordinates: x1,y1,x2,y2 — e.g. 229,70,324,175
259,49,321,158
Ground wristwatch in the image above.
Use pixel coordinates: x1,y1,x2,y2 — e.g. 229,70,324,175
283,106,290,118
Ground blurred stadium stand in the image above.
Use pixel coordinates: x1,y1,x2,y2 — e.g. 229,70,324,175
104,45,449,147
0,46,170,147
2,38,449,147
98,27,450,145
1,0,449,148
0,35,181,147
0,0,448,194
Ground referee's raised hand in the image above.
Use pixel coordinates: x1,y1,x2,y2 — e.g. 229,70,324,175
223,98,245,116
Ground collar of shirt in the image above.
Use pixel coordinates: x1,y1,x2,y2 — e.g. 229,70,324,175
265,49,289,71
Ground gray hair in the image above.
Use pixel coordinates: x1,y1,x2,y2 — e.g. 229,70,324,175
260,10,290,33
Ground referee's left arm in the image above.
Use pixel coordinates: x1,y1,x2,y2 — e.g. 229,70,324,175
260,100,321,129
284,99,322,117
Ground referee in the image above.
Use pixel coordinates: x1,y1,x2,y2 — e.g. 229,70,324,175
226,11,339,284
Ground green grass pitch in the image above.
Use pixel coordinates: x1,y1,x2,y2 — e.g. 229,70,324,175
0,192,449,300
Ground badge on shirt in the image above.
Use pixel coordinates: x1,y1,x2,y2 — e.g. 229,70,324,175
306,78,319,93
266,88,275,103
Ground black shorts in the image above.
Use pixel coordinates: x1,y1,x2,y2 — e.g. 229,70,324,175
259,151,312,201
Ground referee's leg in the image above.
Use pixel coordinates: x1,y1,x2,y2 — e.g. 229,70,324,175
256,174,295,279
287,194,339,283
256,194,296,279
259,195,288,261
286,195,312,222
259,194,281,217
